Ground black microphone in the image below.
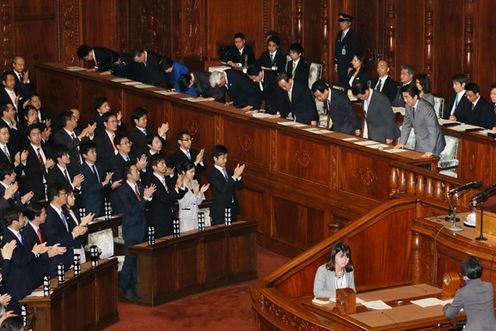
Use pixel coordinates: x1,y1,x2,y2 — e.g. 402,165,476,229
448,180,482,194
471,183,496,203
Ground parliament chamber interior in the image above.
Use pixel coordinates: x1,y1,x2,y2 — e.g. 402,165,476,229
0,0,495,330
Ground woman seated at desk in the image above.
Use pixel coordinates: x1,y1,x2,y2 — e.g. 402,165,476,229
313,242,355,298
177,161,209,232
444,256,496,330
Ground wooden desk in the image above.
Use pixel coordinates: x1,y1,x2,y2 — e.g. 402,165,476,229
129,221,257,306
20,258,119,331
36,62,438,256
299,284,464,330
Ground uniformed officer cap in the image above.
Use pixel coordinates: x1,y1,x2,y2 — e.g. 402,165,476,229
338,13,353,22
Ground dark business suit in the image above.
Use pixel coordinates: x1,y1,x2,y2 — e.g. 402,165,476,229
53,129,84,173
444,278,496,330
257,50,287,74
255,70,285,115
171,148,205,181
286,59,310,86
129,127,166,160
325,89,361,135
93,47,119,72
225,45,256,67
21,144,50,201
0,144,23,178
46,165,75,191
13,72,35,99
137,51,167,87
148,174,187,237
21,223,49,288
1,120,21,155
224,69,259,109
454,96,495,129
192,71,225,101
346,68,370,88
443,92,471,119
334,29,362,86
94,131,117,172
455,97,496,129
115,182,148,292
207,167,243,225
364,90,401,142
392,81,414,107
280,80,319,125
371,76,398,104
1,228,40,313
399,99,446,155
42,205,76,276
94,113,126,137
0,184,26,222
80,162,107,217
0,88,20,110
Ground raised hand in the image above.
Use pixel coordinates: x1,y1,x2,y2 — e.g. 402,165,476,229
233,164,245,178
1,240,17,260
80,213,95,225
21,191,34,204
144,184,157,199
3,183,18,200
194,148,205,165
72,174,85,187
200,183,210,193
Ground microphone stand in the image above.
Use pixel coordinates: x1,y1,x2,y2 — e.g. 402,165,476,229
446,192,463,232
475,200,487,241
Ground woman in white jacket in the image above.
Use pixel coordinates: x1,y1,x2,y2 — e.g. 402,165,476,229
178,161,209,232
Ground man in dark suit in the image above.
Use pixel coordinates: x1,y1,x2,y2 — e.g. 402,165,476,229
0,125,26,177
115,162,156,301
1,206,50,313
12,56,35,99
43,185,87,276
1,103,21,154
0,163,33,220
312,79,361,135
94,112,120,172
171,130,205,181
207,145,244,225
93,96,126,136
77,44,120,72
80,141,118,217
21,124,54,201
110,135,147,183
397,84,446,156
177,71,225,101
370,60,398,103
277,73,319,126
247,64,285,115
53,110,95,174
351,81,401,143
452,82,495,129
334,13,362,86
257,35,287,74
286,43,310,87
129,107,168,159
224,32,256,68
46,144,84,192
0,71,23,115
132,49,167,87
444,74,471,120
392,64,415,107
209,69,260,109
148,154,187,237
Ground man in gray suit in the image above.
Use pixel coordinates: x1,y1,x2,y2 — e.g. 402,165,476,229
444,256,496,330
396,84,446,157
351,81,400,143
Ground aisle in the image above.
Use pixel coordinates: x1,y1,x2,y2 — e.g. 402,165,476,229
105,246,289,331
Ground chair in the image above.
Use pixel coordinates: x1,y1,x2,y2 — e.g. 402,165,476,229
433,96,445,119
438,135,459,177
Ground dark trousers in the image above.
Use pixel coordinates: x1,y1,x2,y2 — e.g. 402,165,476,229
119,244,137,291
336,63,350,87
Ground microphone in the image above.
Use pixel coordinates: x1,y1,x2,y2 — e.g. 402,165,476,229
448,180,482,194
470,183,496,203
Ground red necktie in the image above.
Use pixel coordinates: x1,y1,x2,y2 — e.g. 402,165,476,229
37,148,44,165
37,228,43,243
134,185,142,201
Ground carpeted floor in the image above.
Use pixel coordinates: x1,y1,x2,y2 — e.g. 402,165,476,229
105,246,289,331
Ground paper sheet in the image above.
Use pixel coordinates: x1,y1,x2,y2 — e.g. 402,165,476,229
449,124,483,132
278,121,297,126
410,298,445,307
121,81,142,86
354,140,382,146
154,90,178,95
312,297,365,305
29,290,45,297
134,84,155,89
342,137,359,141
181,97,214,102
365,143,389,149
362,300,392,310
65,66,86,71
111,78,131,82
208,65,230,72
252,113,275,119
383,148,408,153
392,107,405,116
438,118,460,126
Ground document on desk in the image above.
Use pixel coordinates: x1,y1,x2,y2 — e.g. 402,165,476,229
449,124,483,132
438,118,460,126
365,143,389,149
181,97,214,102
312,297,365,305
154,90,179,95
383,148,408,153
134,84,155,89
28,290,45,297
342,137,359,142
362,300,392,310
354,140,382,146
121,81,142,86
111,78,132,83
65,66,86,71
411,298,445,307
252,112,275,119
277,121,306,127
392,107,405,116
303,128,331,134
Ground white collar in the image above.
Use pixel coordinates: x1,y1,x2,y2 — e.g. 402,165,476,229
126,180,137,189
214,165,226,172
29,221,39,232
50,203,64,216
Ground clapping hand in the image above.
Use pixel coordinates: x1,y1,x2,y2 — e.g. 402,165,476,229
1,240,17,260
158,122,169,137
194,148,205,165
21,191,34,204
80,212,95,226
144,184,157,199
233,164,245,178
200,183,209,193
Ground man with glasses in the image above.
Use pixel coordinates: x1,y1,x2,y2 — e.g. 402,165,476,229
171,130,204,182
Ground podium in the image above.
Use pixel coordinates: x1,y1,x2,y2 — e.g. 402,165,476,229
19,259,119,331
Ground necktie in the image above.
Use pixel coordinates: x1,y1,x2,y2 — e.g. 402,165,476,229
292,62,297,77
472,103,475,111
60,212,69,232
37,228,43,243
71,132,78,141
18,233,24,245
92,164,100,182
125,155,130,162
134,184,142,201
186,150,191,160
222,168,229,181
375,79,382,91
161,177,169,193
143,128,148,136
270,53,274,64
412,106,416,119
494,104,496,115
110,133,117,151
3,146,10,160
64,168,71,182
37,148,44,165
